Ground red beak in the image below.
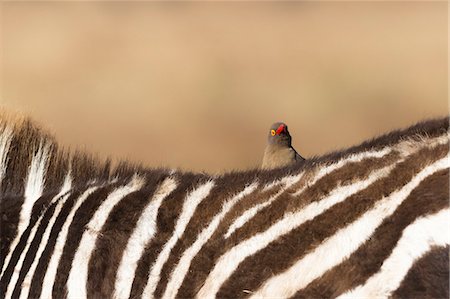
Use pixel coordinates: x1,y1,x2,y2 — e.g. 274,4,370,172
275,124,285,135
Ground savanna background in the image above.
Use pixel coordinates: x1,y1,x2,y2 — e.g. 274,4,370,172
1,2,448,173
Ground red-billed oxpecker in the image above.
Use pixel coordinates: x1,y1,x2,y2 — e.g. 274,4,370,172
261,122,305,169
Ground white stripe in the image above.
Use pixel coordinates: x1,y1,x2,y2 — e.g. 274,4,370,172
0,126,13,186
338,209,450,299
293,134,449,198
262,173,300,192
1,141,51,276
5,171,72,298
24,141,51,206
19,172,72,299
279,173,304,189
40,185,99,299
225,146,399,241
197,164,395,299
224,190,282,240
4,196,63,298
251,155,449,298
58,169,73,195
141,180,215,298
293,147,393,196
113,177,178,299
162,183,258,299
67,176,145,299
4,210,45,299
18,194,70,299
261,180,281,192
224,174,303,239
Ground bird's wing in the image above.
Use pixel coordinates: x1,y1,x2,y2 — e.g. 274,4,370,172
292,147,305,161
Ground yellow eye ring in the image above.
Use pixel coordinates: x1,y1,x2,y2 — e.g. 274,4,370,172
271,129,276,136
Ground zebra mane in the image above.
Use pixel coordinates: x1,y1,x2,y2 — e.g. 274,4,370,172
0,111,150,195
0,110,448,196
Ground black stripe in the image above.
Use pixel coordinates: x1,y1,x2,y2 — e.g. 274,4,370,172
230,152,399,244
154,173,257,298
1,121,39,196
294,169,449,298
215,144,448,298
129,174,207,299
176,152,399,298
27,191,81,299
0,191,57,297
391,245,449,299
51,184,116,298
42,145,69,195
11,197,63,298
0,194,24,273
86,172,167,298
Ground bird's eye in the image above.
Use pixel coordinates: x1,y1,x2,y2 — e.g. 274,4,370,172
271,129,276,136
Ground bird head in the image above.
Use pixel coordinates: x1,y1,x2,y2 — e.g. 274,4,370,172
267,122,292,147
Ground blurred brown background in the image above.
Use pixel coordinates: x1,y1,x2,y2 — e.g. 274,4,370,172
1,2,448,173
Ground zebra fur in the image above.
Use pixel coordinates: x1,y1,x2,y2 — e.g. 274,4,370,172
0,112,449,299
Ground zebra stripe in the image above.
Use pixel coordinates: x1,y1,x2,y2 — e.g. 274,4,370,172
251,154,449,298
23,141,51,214
225,174,302,239
227,152,400,256
0,125,13,186
214,142,448,298
18,172,72,299
17,193,70,299
4,202,50,299
39,186,99,299
339,208,450,298
141,180,215,298
293,146,393,196
206,155,403,297
197,163,395,298
224,145,398,241
0,114,448,299
3,172,70,299
67,176,145,299
261,173,301,192
1,141,51,278
113,176,177,299
295,167,449,298
162,182,258,299
224,187,286,240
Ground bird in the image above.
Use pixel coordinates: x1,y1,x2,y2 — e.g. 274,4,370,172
261,122,305,170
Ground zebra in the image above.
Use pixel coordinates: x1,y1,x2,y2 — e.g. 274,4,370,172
0,112,449,299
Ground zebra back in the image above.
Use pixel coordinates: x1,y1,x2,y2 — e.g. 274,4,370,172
0,113,449,299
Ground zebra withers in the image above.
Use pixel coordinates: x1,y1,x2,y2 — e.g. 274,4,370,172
0,112,449,299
